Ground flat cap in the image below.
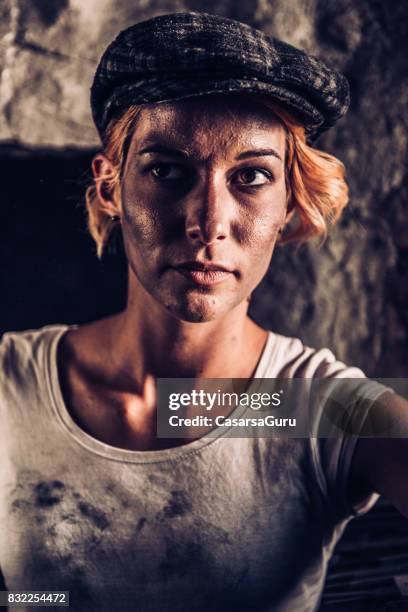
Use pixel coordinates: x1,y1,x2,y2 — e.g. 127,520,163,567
91,12,350,140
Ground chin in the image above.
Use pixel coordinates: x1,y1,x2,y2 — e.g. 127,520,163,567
162,293,229,323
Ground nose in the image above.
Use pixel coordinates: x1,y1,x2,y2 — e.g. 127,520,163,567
185,174,231,246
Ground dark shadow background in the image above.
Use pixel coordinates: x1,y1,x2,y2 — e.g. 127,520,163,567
0,145,126,332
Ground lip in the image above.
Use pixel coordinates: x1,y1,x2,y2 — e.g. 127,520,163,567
174,261,233,273
170,261,234,286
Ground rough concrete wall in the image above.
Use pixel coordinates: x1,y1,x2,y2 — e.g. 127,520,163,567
0,0,319,148
0,0,407,376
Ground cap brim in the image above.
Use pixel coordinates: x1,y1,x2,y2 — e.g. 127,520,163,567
97,77,329,141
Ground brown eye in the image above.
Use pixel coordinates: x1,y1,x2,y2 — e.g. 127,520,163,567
234,168,272,186
151,164,184,180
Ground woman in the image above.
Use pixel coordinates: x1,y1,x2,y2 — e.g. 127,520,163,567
1,11,407,612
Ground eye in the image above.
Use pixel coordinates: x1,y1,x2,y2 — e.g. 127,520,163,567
233,168,273,186
150,164,185,181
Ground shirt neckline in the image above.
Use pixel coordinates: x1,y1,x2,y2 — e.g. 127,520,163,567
45,324,278,464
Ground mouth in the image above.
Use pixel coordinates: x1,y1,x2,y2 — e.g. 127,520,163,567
170,261,235,286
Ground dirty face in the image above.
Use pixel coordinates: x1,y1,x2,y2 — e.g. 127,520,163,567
120,94,288,323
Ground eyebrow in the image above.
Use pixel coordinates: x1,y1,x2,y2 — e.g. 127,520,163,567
236,148,282,162
138,145,189,158
138,144,283,162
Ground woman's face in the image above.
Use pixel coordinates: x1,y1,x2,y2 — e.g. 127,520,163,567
119,94,288,323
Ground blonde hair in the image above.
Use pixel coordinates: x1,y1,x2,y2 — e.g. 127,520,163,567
86,99,348,258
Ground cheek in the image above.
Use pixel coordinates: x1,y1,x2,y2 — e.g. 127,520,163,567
121,182,164,248
245,223,278,279
237,186,286,255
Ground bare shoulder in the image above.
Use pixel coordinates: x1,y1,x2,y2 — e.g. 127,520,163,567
59,314,120,373
57,314,121,411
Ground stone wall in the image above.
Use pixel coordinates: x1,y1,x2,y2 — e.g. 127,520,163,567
0,0,407,376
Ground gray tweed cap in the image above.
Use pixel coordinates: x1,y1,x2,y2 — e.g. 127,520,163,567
91,12,350,141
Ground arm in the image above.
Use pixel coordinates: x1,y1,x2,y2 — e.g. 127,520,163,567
350,390,408,518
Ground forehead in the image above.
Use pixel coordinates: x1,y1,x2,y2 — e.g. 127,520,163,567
128,94,286,160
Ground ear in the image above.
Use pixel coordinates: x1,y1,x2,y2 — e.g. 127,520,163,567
91,153,122,217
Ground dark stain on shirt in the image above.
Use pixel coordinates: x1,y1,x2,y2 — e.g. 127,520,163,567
61,511,78,524
158,490,191,520
193,518,232,545
159,540,204,579
34,480,65,507
105,481,116,494
77,501,111,531
11,498,30,511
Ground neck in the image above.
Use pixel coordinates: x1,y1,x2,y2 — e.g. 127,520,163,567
104,272,266,385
